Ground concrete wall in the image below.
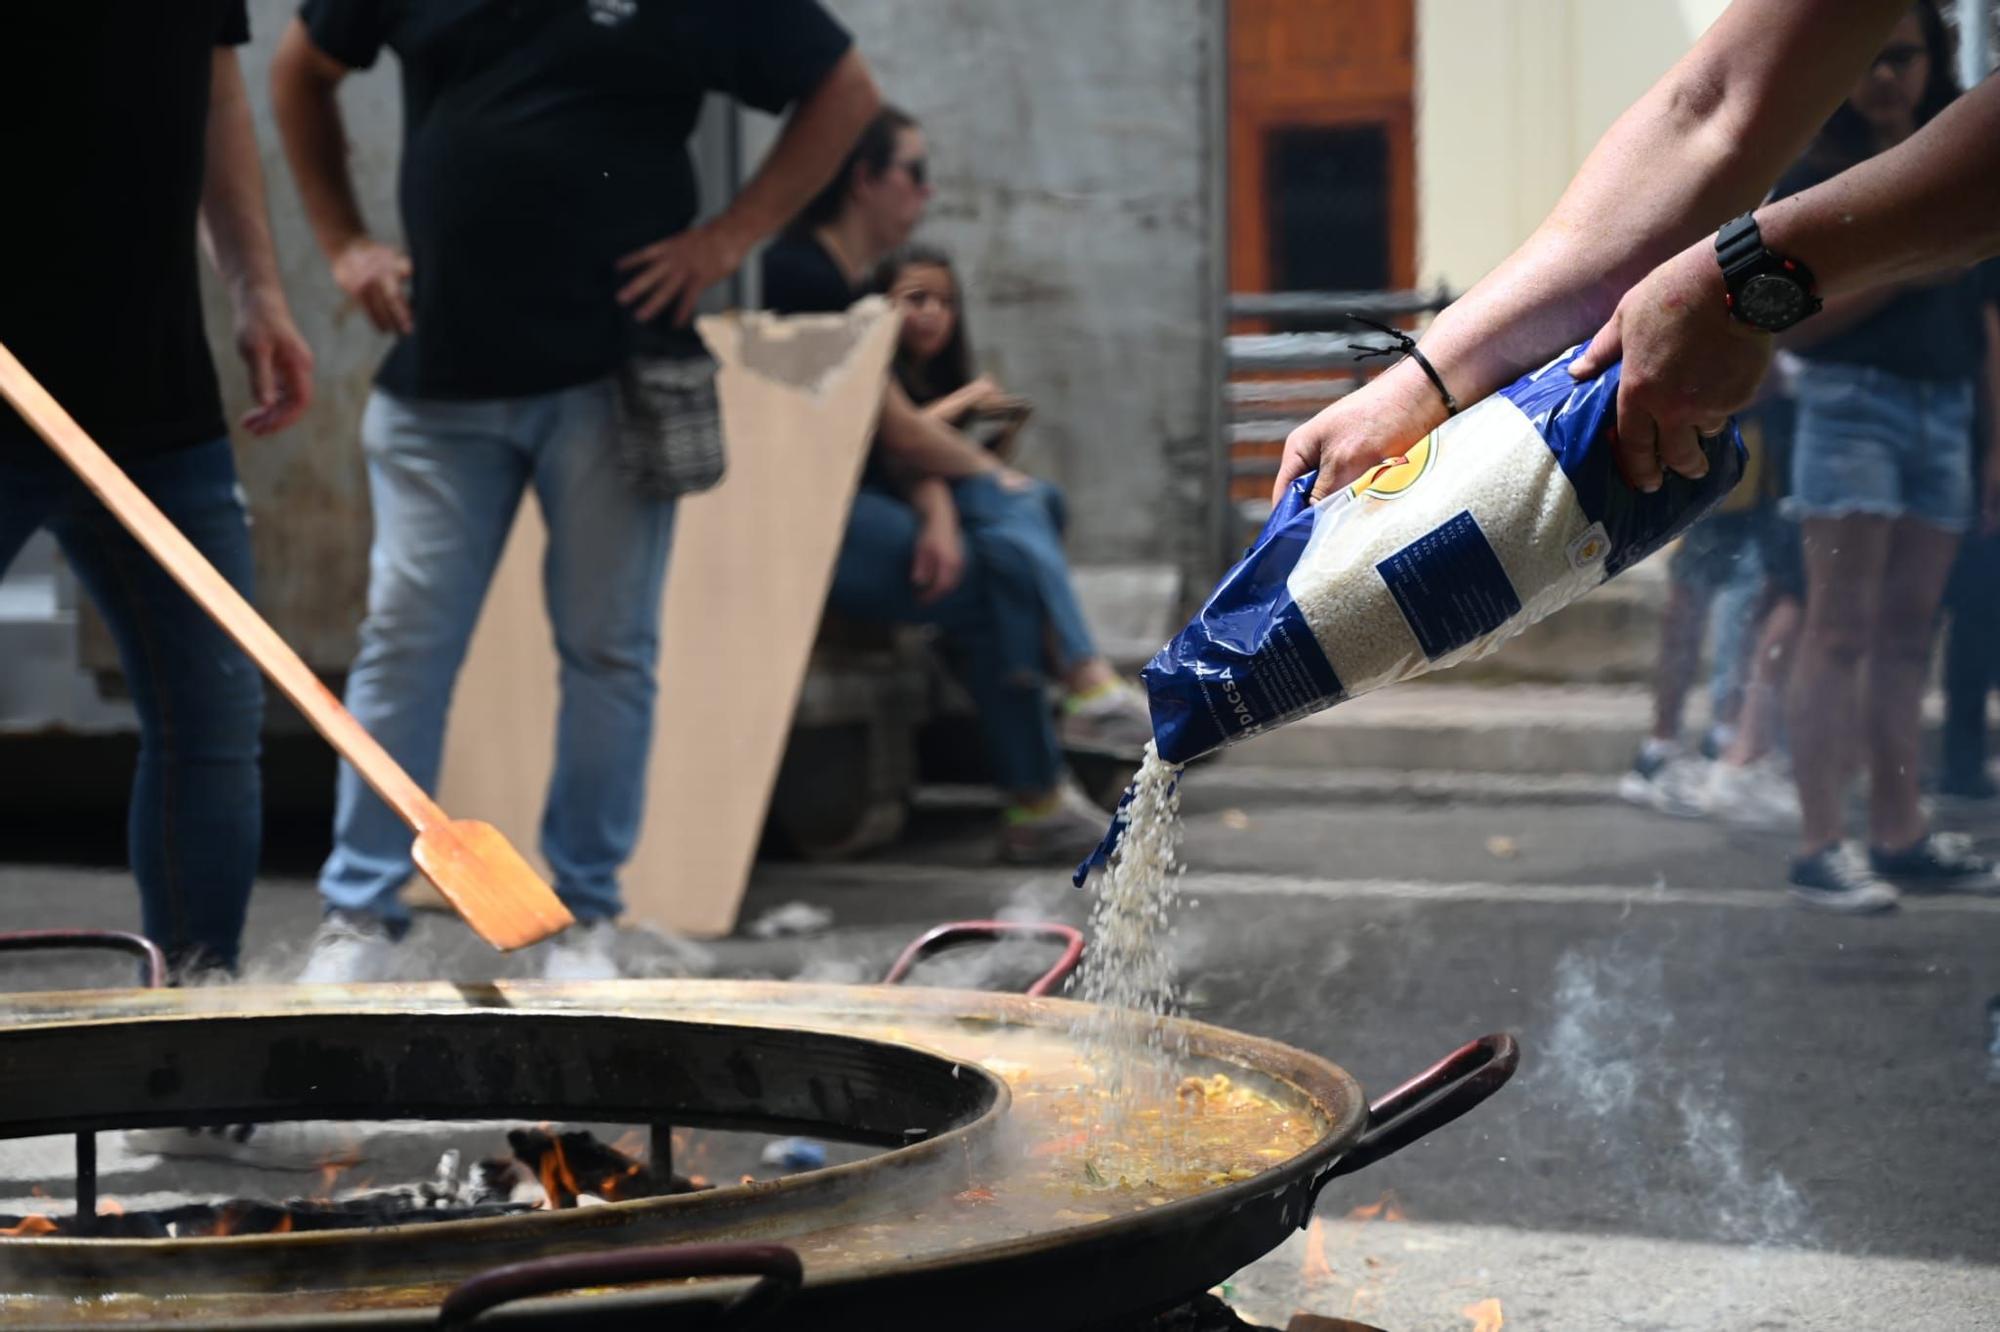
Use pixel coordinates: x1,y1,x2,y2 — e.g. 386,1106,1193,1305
756,0,1226,588
1414,0,1730,293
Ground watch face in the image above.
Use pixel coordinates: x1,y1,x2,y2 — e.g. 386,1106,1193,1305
1736,274,1811,330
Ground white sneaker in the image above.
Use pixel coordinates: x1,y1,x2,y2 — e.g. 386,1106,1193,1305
1702,758,1801,829
538,919,622,982
1623,754,1710,819
296,911,401,985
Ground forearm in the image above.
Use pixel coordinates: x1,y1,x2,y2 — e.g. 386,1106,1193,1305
1419,0,1907,402
270,20,371,262
1758,80,2000,301
197,51,286,310
713,50,880,250
905,475,955,523
878,383,997,480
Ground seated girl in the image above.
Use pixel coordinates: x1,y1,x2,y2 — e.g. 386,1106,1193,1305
762,107,1151,865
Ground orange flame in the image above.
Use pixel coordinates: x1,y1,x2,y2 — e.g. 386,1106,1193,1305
1462,1297,1504,1332
315,1154,361,1200
272,1214,295,1235
1300,1215,1334,1284
1345,1190,1407,1222
537,1138,583,1208
1,1215,57,1237
612,1129,647,1158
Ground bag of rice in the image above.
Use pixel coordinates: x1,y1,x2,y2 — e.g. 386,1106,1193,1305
1146,345,1745,765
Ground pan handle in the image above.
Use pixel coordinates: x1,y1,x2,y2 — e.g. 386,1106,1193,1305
0,929,167,989
1311,1034,1519,1199
438,1241,801,1328
882,920,1084,997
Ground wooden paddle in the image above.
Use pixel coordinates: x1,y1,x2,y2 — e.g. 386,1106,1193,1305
0,341,572,951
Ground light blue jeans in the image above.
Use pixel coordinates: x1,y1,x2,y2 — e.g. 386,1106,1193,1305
319,383,675,927
829,474,1098,794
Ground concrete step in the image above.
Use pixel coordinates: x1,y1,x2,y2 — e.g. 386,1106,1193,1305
1221,683,1670,775
1444,551,1669,685
1215,681,1985,776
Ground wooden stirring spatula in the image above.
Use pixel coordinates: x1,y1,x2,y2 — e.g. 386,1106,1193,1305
0,341,572,952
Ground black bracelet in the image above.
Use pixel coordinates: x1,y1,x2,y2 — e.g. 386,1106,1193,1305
1346,315,1460,416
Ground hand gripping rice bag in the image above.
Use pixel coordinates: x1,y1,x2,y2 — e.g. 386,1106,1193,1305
1146,345,1745,765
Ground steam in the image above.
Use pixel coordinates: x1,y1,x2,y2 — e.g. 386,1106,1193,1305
1539,944,1810,1248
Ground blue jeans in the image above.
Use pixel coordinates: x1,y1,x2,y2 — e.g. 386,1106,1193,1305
319,383,675,926
1789,363,1975,532
0,439,263,973
829,475,1097,794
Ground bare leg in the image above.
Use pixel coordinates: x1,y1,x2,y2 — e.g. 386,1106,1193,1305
1864,519,1961,850
1723,594,1802,767
1788,516,1893,855
1649,578,1715,743
1062,654,1118,698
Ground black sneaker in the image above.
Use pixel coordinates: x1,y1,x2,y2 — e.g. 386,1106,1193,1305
1787,845,1899,915
1867,832,2000,894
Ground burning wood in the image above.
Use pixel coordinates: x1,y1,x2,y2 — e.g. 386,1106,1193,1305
1343,1191,1406,1222
1460,1299,1504,1332
505,1128,704,1209
0,1215,56,1237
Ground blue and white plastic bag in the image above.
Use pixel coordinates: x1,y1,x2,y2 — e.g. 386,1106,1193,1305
1145,346,1745,766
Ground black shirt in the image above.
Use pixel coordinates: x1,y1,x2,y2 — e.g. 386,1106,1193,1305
301,0,851,401
760,231,859,317
1772,156,1991,382
0,2,250,463
762,231,903,489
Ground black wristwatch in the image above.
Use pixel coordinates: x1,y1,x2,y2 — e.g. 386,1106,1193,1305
1715,213,1821,332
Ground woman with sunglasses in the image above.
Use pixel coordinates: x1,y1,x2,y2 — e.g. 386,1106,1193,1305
1771,2,2000,912
762,107,1152,865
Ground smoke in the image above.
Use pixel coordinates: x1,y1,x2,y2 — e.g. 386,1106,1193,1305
1537,943,1812,1249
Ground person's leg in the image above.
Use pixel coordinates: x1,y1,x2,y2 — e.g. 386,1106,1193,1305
319,392,529,928
1723,594,1802,768
47,440,263,975
1649,575,1714,745
1704,524,1764,735
829,490,1066,802
530,380,676,923
1939,519,2000,793
951,475,1104,687
1787,515,1893,856
1865,518,1961,847
0,458,57,579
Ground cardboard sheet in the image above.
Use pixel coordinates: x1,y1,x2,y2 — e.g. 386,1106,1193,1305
428,300,898,937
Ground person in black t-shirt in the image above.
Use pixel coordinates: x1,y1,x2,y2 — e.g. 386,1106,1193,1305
0,3,315,977
271,1,880,982
1770,4,1999,911
762,110,1150,866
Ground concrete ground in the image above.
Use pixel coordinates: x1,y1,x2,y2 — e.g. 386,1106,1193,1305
3,765,1999,1330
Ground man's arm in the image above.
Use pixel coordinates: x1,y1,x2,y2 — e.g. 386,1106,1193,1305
199,47,314,435
1571,74,2000,486
617,49,881,324
269,18,412,334
1277,0,1909,503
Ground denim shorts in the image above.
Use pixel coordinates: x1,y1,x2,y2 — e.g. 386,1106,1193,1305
1788,362,1975,532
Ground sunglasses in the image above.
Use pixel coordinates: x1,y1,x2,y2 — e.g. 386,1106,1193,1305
893,157,930,189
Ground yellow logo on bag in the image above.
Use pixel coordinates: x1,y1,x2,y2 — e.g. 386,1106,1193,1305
1349,431,1438,500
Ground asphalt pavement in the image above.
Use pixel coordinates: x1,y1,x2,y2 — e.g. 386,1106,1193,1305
2,769,1997,1330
